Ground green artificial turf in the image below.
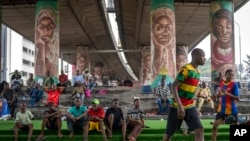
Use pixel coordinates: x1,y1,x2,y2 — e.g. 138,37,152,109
0,119,230,141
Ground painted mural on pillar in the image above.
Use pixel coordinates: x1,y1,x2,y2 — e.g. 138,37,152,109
34,0,59,84
151,0,176,84
94,62,104,86
210,1,235,81
141,46,151,86
76,48,89,75
176,45,188,72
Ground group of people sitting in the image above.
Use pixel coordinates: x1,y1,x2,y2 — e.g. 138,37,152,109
14,98,145,141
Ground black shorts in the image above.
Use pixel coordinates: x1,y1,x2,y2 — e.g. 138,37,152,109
112,121,122,130
165,107,203,136
19,125,30,130
215,112,238,124
46,123,58,130
46,118,59,130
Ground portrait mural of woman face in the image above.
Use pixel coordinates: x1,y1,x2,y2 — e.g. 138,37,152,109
76,50,89,74
35,7,59,78
210,5,235,79
151,7,176,81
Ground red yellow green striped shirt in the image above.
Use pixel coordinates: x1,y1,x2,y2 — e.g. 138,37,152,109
171,63,200,109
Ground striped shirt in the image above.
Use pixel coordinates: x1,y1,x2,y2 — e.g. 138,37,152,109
171,63,200,109
217,80,239,115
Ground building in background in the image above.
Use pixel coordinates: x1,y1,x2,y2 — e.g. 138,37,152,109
1,25,72,83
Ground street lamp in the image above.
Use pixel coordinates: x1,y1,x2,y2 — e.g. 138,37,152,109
234,21,242,80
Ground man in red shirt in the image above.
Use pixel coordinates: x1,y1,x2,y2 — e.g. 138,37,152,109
57,70,68,93
44,84,64,107
83,99,107,141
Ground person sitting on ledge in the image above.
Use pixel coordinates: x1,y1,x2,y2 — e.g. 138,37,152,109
123,76,133,87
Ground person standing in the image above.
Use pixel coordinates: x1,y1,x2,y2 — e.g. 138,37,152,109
14,102,33,141
155,77,171,115
163,48,206,141
104,99,126,141
211,69,239,141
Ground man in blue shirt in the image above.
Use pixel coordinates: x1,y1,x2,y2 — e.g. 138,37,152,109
64,97,87,137
73,70,84,87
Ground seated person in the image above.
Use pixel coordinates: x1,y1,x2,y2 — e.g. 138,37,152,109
64,97,87,137
43,71,54,88
44,84,65,107
14,102,33,141
83,99,107,141
154,77,171,115
197,82,214,113
57,70,68,93
0,98,10,120
29,83,44,107
69,81,86,105
3,83,17,118
123,78,133,87
104,99,126,141
26,73,36,93
126,98,144,141
11,75,23,92
36,102,63,141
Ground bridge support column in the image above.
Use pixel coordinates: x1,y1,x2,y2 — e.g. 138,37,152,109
34,0,59,84
149,0,176,91
210,0,235,81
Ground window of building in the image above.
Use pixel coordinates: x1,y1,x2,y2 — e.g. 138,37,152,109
23,59,31,65
32,62,34,67
23,47,28,53
22,71,27,77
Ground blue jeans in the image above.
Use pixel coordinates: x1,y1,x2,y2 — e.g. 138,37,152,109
88,82,97,93
157,97,170,114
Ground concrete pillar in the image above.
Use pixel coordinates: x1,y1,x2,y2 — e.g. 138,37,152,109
176,45,188,72
210,0,235,81
76,47,90,74
34,0,59,83
150,0,176,89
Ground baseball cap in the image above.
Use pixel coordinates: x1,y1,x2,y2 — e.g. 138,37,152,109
92,99,100,105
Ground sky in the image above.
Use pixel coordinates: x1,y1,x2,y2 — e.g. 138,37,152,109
190,1,250,66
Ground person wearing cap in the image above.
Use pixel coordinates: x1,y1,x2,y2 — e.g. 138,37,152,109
35,102,63,141
104,98,126,141
35,8,59,77
83,99,107,141
126,98,145,141
64,97,88,137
